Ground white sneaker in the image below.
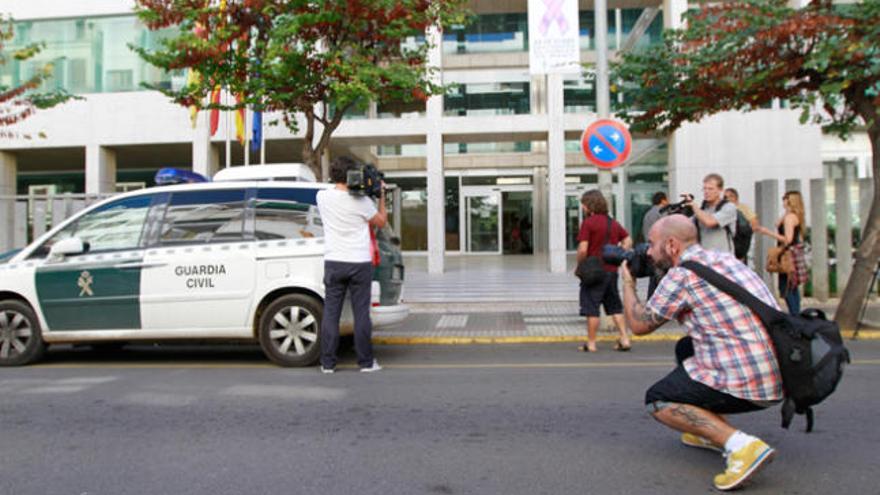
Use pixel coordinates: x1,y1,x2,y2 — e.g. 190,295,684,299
320,366,335,374
360,360,383,373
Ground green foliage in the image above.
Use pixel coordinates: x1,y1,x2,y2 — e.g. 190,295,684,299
132,0,469,141
611,0,880,138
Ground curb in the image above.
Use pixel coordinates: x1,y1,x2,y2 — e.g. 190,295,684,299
373,330,880,345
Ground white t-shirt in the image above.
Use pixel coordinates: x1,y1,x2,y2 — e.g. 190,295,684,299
316,188,378,263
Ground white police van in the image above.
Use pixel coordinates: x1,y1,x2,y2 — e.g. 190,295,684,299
0,165,409,367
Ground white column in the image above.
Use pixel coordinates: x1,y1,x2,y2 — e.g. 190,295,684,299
193,111,220,178
663,0,688,29
0,151,17,252
85,144,117,195
548,72,567,273
664,0,688,199
426,25,445,274
595,0,613,202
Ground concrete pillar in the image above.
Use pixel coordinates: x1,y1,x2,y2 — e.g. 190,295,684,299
595,0,613,203
755,179,779,289
392,187,402,239
533,167,548,254
784,179,801,193
859,177,872,234
663,0,688,29
85,145,116,195
321,149,330,185
663,0,687,197
193,111,220,178
425,25,445,275
0,151,17,252
810,178,829,301
548,72,567,273
835,176,853,294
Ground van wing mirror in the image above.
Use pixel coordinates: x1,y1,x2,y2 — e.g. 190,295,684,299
49,237,87,257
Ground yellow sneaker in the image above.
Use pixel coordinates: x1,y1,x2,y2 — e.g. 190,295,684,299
681,432,722,453
713,439,776,491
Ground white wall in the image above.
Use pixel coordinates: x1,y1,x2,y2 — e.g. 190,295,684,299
668,109,823,212
0,1,134,20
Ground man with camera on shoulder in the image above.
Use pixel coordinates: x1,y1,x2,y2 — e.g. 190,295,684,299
685,173,738,255
315,156,387,374
619,214,782,491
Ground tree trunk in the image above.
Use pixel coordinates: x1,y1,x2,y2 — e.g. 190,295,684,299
834,122,880,331
300,111,322,181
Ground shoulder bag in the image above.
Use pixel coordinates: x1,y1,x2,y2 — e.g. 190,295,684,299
576,217,612,286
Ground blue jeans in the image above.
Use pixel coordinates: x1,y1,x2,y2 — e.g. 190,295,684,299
779,273,801,316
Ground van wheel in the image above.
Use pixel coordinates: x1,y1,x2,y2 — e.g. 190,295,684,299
258,294,322,367
0,300,46,366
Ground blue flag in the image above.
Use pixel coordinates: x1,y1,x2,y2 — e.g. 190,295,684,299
251,109,262,153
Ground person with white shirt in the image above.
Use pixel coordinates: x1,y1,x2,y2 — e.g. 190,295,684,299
315,156,387,374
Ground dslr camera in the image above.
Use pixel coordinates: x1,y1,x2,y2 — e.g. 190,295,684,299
347,163,384,198
602,243,655,279
659,193,695,217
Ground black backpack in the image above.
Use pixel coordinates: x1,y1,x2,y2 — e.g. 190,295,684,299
681,261,850,432
732,210,753,260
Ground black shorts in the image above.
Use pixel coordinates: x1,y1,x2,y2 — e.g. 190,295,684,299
644,337,766,414
579,271,623,317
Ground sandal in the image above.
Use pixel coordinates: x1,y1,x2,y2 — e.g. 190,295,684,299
613,339,632,352
577,343,597,353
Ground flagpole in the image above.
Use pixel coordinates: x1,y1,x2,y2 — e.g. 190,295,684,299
224,88,231,168
260,114,266,165
244,107,250,166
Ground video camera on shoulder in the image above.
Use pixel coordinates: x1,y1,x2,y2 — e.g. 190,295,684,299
347,163,384,199
659,193,695,217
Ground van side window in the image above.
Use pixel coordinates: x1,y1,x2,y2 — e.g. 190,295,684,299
159,189,247,245
254,188,323,240
28,195,154,259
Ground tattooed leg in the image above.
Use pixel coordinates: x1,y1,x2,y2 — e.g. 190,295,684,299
651,402,735,446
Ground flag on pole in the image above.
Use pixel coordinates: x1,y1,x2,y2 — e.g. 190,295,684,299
187,69,201,128
235,93,246,145
251,108,262,152
209,86,222,136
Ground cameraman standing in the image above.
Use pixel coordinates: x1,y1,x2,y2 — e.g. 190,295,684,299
687,174,738,255
315,156,387,374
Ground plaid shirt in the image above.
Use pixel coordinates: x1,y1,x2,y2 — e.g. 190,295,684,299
647,245,783,401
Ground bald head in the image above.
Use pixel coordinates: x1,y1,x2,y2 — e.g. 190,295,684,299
650,214,697,245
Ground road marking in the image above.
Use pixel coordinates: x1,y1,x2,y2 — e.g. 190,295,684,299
30,359,880,370
436,314,469,328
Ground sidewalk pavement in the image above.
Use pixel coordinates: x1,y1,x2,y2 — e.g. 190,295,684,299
374,255,880,345
373,300,880,345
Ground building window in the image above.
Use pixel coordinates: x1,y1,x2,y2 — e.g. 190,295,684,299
159,189,247,245
443,13,528,54
444,82,530,116
0,15,177,95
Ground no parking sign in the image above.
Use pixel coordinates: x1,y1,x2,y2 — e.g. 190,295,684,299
580,119,632,169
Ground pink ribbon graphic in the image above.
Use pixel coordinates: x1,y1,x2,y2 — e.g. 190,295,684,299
540,0,569,35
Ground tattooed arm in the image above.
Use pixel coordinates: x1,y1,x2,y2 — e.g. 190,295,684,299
620,262,669,335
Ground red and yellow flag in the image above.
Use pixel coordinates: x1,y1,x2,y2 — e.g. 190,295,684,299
234,93,246,145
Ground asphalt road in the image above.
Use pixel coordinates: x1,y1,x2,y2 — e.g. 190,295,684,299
2,341,879,495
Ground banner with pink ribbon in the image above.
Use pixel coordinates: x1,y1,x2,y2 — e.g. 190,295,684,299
528,0,580,74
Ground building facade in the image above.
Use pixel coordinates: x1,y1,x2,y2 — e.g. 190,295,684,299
0,0,867,273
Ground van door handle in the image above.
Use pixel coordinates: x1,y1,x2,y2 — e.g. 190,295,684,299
114,262,167,270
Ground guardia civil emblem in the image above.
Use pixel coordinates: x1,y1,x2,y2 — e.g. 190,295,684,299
77,270,94,297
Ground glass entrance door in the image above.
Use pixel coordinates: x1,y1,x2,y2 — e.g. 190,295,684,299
463,189,502,253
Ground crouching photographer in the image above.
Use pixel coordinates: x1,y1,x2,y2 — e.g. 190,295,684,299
315,156,387,374
619,214,783,491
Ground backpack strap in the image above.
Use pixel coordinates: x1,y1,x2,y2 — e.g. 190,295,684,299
679,261,780,324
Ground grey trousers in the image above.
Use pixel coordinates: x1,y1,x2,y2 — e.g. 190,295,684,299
320,260,374,369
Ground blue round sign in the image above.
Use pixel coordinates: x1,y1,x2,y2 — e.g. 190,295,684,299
580,119,632,169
